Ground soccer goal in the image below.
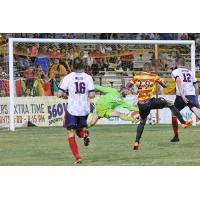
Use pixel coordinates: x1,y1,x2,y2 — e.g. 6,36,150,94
2,38,196,131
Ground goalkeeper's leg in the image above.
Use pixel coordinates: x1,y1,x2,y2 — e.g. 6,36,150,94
86,113,99,128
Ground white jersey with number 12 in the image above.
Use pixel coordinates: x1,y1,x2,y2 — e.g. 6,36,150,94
171,68,196,96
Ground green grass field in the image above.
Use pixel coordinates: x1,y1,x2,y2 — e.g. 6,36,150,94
0,124,200,166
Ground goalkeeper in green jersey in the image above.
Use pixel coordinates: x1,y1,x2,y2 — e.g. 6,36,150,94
87,85,139,127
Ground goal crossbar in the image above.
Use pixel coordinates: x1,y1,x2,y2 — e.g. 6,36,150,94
9,38,195,45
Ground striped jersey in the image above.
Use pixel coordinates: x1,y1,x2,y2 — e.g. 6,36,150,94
130,72,161,103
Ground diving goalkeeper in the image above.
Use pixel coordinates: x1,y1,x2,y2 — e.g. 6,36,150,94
87,85,139,127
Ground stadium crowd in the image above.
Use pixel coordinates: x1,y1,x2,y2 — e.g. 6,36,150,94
0,33,200,97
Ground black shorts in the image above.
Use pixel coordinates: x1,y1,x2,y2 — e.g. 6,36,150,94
174,95,198,111
138,97,166,119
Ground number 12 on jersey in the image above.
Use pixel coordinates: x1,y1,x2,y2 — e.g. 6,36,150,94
182,73,191,82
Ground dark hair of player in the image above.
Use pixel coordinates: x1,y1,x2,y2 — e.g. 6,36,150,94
143,62,152,72
73,57,84,71
175,56,185,66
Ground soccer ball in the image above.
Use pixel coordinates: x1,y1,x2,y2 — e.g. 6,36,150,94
87,113,97,127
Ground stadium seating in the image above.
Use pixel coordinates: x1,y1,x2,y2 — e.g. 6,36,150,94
1,33,200,95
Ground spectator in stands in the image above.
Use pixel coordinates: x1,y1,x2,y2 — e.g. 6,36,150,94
109,33,118,40
99,33,108,39
18,55,31,72
196,59,200,71
86,51,94,67
120,46,134,71
22,65,36,94
149,33,160,40
99,33,118,40
33,33,40,38
48,58,67,80
136,33,150,40
136,33,142,40
39,33,47,38
73,45,81,58
91,45,104,70
35,65,48,79
68,47,74,60
160,33,172,40
34,46,50,74
99,44,106,54
0,65,8,79
50,46,61,59
107,56,122,71
23,65,35,79
59,48,71,72
104,44,112,52
178,33,189,40
80,50,85,58
62,33,75,39
31,43,39,57
24,88,32,96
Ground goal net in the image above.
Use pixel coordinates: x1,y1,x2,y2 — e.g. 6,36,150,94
0,38,196,131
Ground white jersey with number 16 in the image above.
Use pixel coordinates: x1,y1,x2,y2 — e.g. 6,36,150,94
59,72,95,116
171,68,196,96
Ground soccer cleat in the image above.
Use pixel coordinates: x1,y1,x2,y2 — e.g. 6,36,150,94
133,141,139,150
181,120,192,129
83,130,90,146
170,136,180,142
74,158,82,164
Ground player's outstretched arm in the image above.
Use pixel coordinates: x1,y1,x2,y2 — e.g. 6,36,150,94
95,85,116,94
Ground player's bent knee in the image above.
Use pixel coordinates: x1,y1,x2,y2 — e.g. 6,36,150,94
166,101,173,107
68,130,76,138
140,118,147,124
160,97,173,107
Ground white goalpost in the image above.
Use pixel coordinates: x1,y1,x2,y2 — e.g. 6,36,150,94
8,38,196,131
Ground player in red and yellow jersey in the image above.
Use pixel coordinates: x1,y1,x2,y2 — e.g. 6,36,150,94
127,63,192,150
129,71,162,103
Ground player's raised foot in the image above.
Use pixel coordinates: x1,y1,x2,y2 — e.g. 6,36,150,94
170,136,180,142
181,120,192,129
133,141,139,150
74,158,82,164
83,130,90,146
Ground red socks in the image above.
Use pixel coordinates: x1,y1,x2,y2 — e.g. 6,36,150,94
68,136,80,160
172,116,178,137
77,129,86,138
